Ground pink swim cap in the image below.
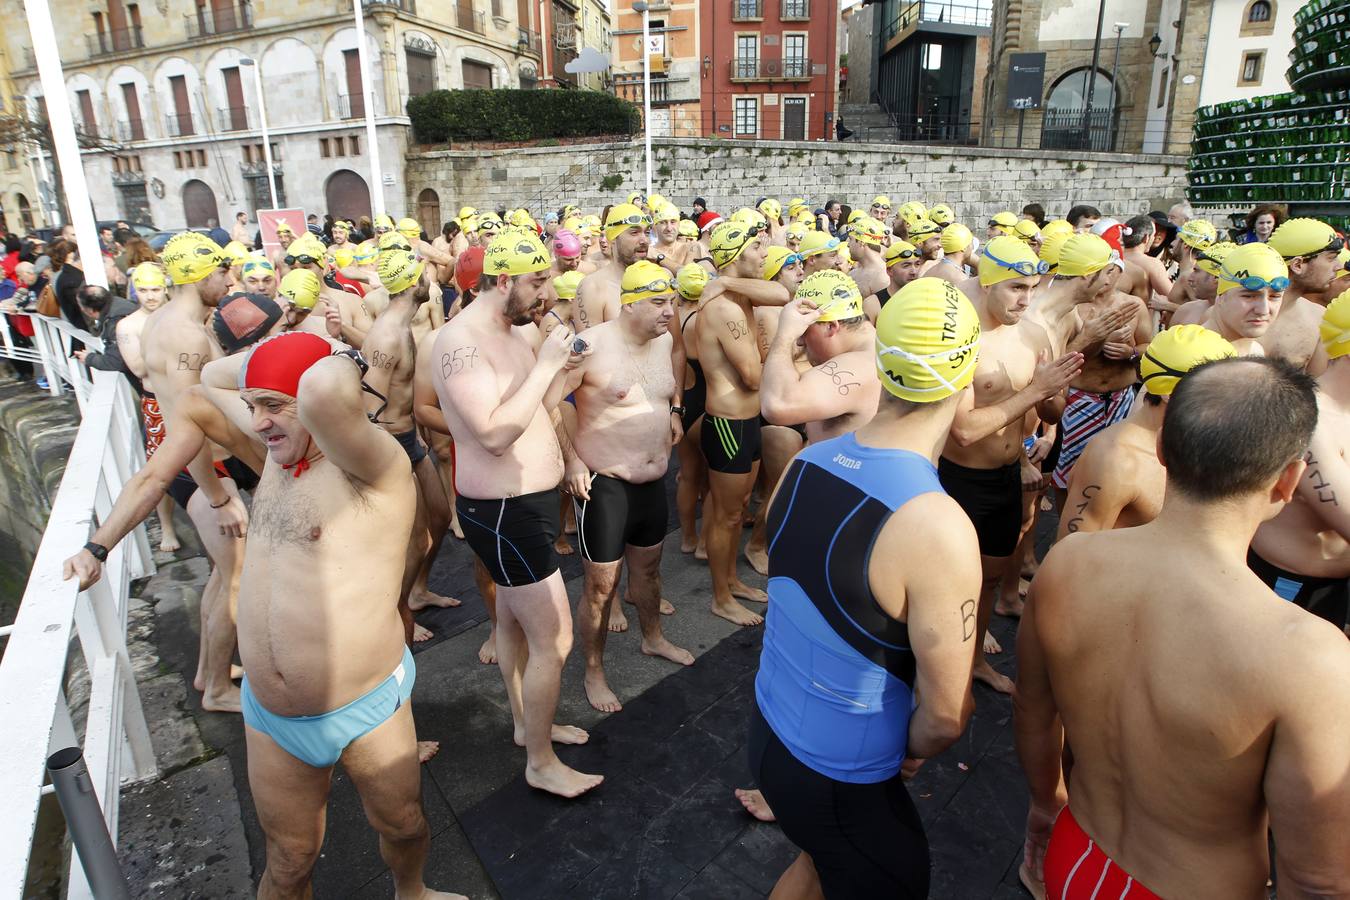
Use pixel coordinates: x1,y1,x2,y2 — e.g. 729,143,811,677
553,228,582,258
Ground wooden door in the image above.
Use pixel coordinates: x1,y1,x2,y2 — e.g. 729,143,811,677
182,179,218,228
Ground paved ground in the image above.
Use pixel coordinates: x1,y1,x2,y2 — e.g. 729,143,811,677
145,472,1043,899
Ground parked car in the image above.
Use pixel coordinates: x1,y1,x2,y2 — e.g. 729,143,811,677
147,228,211,251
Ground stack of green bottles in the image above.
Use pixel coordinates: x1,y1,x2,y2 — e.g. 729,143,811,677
1289,0,1349,92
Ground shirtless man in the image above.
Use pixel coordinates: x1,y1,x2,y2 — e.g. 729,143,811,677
1170,241,1235,326
285,233,372,349
1016,356,1350,900
276,269,328,337
798,230,841,277
906,218,943,266
928,223,975,285
573,203,649,331
269,221,296,276
141,232,245,712
938,240,1082,693
1057,326,1237,538
846,216,889,300
240,257,279,300
1118,215,1173,306
560,261,694,713
863,239,924,322
1200,242,1288,357
431,228,602,798
1263,217,1341,372
1248,289,1350,631
397,217,455,272
1153,219,1216,321
697,221,772,626
649,204,689,268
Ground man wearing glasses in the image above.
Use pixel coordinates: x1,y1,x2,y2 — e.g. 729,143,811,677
574,203,652,331
1201,242,1291,358
868,194,892,224
937,238,1083,694
862,239,924,322
1263,218,1342,373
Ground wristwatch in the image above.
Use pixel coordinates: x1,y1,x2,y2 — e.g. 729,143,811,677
333,348,369,377
670,404,686,417
84,541,109,562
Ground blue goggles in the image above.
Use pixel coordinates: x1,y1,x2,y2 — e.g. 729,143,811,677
1221,270,1290,292
983,245,1050,277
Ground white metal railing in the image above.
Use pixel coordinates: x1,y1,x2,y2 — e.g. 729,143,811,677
0,310,157,899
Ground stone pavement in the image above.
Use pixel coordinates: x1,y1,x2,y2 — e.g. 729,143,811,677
139,471,1041,899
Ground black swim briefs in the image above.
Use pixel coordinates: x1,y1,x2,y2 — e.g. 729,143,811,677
168,457,261,510
393,428,428,466
700,414,762,475
573,474,667,564
938,457,1022,558
457,489,561,587
1247,548,1349,630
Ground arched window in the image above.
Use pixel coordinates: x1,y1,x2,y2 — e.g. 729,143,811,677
1248,0,1271,22
1042,67,1117,152
416,188,440,239
1241,0,1276,35
17,193,34,232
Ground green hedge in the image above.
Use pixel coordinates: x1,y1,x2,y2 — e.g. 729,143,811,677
406,89,641,144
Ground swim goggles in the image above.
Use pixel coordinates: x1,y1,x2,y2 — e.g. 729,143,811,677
373,224,392,234
887,248,920,261
241,259,275,276
621,278,673,298
872,204,891,212
719,223,765,256
876,339,979,396
1299,235,1344,258
607,212,652,231
780,251,804,267
284,254,321,266
982,246,1050,277
1219,267,1290,292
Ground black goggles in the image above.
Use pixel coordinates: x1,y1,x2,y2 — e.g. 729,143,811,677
284,254,320,266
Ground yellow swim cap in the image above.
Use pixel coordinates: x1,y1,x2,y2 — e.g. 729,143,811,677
675,263,710,300
837,243,853,269
1139,324,1237,396
508,209,537,230
353,240,377,264
845,209,865,226
940,223,974,255
1194,241,1237,277
1041,219,1075,241
626,191,646,207
222,241,251,265
132,261,166,288
850,216,888,248
871,195,892,209
677,219,699,239
989,211,1019,234
799,230,840,259
477,212,503,232
929,203,955,226
374,214,397,231
1320,288,1350,359
648,193,667,212
907,218,942,241
979,235,1043,286
553,270,584,301
653,203,680,224
330,245,355,269
797,270,863,322
875,277,980,402
162,232,228,285
1039,231,1072,270
710,221,763,270
562,215,584,233
376,230,412,252
762,246,800,281
378,248,425,295
274,220,295,236
787,197,805,212
605,203,650,241
286,233,328,261
332,219,352,234
734,207,769,228
1268,218,1339,259
241,256,275,278
278,269,321,310
1217,242,1288,295
785,222,808,241
759,198,783,221
1178,219,1217,250
485,227,551,276
884,239,920,266
1013,219,1041,243
620,260,674,304
1057,233,1114,277
898,201,928,223
397,218,421,241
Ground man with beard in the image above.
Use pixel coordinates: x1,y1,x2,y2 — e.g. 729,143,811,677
269,220,297,276
574,203,650,331
1201,242,1289,357
431,228,602,798
1264,218,1342,372
906,218,943,270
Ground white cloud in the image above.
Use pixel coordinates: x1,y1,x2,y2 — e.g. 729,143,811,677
565,47,611,74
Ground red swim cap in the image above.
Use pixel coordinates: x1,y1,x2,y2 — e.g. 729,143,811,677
239,332,331,398
455,246,485,293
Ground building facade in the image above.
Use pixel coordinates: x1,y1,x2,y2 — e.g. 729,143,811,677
2,0,556,232
1196,0,1297,107
0,45,51,232
611,0,705,138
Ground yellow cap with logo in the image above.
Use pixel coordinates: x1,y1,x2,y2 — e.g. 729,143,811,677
132,261,167,288
786,222,808,241
241,257,275,278
758,198,783,221
850,216,888,247
374,214,397,232
734,207,769,228
677,218,699,238
1039,231,1072,270
763,246,799,281
797,270,863,322
376,230,413,253
477,211,503,232
988,211,1019,235
675,263,710,300
397,218,421,241
845,209,865,226
1218,242,1288,295
286,233,328,261
1320,288,1350,359
710,221,762,270
1041,219,1075,241
883,239,919,266
626,191,646,207
653,203,680,223
330,245,355,269
278,269,321,310
163,232,228,285
979,235,1042,286
605,203,650,241
1057,233,1114,277
620,260,674,304
875,277,981,402
898,200,928,223
353,240,377,264
1013,219,1041,243
553,270,584,301
928,203,955,226
1139,324,1237,396
378,248,425,295
1178,219,1217,250
871,195,892,209
907,218,942,241
222,241,251,265
647,193,667,212
1268,218,1339,259
797,230,840,260
940,223,974,255
1194,241,1237,277
485,227,552,276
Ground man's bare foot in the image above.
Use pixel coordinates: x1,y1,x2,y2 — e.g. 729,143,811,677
608,605,629,633
641,637,694,666
417,740,440,763
734,788,776,822
995,590,1025,618
413,623,434,642
1018,861,1047,900
196,666,245,691
449,517,465,540
974,661,1015,695
409,588,462,611
478,631,497,664
744,545,769,576
201,683,242,713
984,631,1003,654
584,671,623,713
158,535,181,553
623,594,675,615
694,541,708,561
681,534,698,553
730,580,768,603
554,535,575,556
525,761,603,798
513,724,591,747
712,599,764,627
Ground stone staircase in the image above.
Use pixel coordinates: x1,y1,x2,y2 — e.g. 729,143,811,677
837,101,896,140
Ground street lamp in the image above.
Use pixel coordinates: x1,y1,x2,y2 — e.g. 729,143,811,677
238,57,277,210
1106,23,1127,151
634,0,653,199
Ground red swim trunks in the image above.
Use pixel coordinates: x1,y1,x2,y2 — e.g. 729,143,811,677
141,393,166,458
1044,806,1160,899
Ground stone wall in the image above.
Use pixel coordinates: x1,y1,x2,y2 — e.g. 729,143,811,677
403,136,1190,225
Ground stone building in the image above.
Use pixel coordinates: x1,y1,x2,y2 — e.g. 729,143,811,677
1195,0,1298,107
0,0,573,232
0,46,51,232
611,0,706,137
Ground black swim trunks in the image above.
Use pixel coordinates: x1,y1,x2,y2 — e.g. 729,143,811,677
1247,548,1349,630
457,489,561,587
573,474,667,564
682,358,706,433
393,428,428,466
168,457,261,510
938,457,1022,557
700,414,762,475
760,414,807,443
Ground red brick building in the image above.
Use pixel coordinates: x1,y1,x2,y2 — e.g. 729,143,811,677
699,0,839,141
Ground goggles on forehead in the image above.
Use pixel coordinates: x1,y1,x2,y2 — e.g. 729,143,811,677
241,260,275,276
609,213,652,231
983,246,1050,277
781,252,804,267
1292,235,1345,259
621,278,673,297
888,248,921,261
1221,270,1290,293
284,254,321,266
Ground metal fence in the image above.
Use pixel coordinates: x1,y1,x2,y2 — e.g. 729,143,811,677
0,311,157,899
842,108,1180,153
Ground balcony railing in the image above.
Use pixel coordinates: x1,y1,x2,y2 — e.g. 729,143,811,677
165,112,195,137
363,0,416,10
337,93,365,119
732,0,763,20
218,106,250,131
518,28,543,56
86,26,144,57
185,1,253,38
882,0,993,41
455,3,486,35
115,119,146,141
730,56,813,81
781,0,810,19
613,76,691,106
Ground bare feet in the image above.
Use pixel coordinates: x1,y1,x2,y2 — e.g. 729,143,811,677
554,535,575,556
730,580,768,603
513,724,591,747
201,683,242,713
525,761,603,798
744,545,769,576
681,533,698,554
478,630,497,665
624,594,675,615
196,666,245,691
158,535,181,553
1018,861,1047,900
973,661,1015,695
641,636,694,666
413,623,434,643
417,740,440,763
408,588,461,611
694,540,708,561
734,788,776,822
608,603,629,632
712,599,764,627
984,631,1003,654
398,891,468,900
994,590,1025,618
584,670,623,713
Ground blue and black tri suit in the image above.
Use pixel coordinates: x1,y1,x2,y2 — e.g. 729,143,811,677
751,431,941,899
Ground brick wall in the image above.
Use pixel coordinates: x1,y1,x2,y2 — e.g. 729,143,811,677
403,136,1190,224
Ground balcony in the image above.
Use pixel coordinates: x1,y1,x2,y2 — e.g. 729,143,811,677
111,169,146,186
218,106,250,131
455,3,486,35
363,0,416,11
336,93,365,119
613,76,690,106
781,0,810,20
729,57,813,82
554,21,577,50
86,27,145,58
165,112,196,137
114,119,146,141
882,0,992,42
185,1,253,38
517,28,543,56
732,0,763,20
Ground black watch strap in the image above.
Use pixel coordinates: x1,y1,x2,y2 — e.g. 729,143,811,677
670,404,686,417
333,348,369,377
84,541,109,562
